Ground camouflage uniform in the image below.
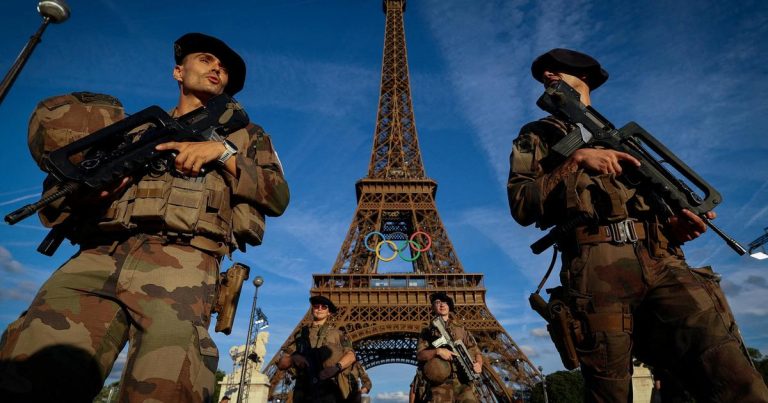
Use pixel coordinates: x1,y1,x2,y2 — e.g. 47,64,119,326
508,116,768,402
344,361,372,403
0,96,290,402
283,323,354,403
416,318,480,403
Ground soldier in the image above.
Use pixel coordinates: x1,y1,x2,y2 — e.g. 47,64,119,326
416,292,482,403
0,33,290,402
507,48,768,402
278,296,357,402
344,361,372,403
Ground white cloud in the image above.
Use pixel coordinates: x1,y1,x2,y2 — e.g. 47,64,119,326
421,0,594,185
375,391,409,403
531,327,549,338
519,344,539,358
0,246,24,273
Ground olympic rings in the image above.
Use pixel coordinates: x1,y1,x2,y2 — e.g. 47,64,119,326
364,231,433,262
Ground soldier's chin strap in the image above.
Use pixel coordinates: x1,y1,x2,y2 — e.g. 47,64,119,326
534,246,559,295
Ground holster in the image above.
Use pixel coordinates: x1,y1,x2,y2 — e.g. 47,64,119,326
212,262,250,334
529,287,581,369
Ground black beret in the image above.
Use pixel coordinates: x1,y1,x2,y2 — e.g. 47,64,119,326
310,295,338,314
429,292,454,312
174,33,246,96
531,48,609,90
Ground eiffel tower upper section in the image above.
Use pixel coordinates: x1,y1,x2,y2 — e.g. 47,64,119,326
328,0,464,276
368,0,424,180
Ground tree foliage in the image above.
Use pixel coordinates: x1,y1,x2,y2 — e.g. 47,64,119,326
750,347,768,385
530,369,584,403
213,369,226,401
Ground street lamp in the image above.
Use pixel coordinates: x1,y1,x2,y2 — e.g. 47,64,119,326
748,228,768,260
237,276,264,403
0,0,71,106
539,366,549,403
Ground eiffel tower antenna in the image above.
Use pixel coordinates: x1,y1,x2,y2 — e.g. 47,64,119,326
264,1,542,400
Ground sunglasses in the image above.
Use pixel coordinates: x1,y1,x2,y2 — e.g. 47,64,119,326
312,303,329,310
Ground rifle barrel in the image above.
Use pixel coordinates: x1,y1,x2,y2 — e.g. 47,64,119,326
705,218,747,255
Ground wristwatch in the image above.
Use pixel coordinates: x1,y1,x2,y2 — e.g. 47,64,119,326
217,139,238,164
335,362,343,371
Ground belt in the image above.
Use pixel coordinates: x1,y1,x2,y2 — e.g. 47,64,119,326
574,219,646,245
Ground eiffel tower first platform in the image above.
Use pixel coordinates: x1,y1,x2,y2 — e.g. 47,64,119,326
264,1,542,400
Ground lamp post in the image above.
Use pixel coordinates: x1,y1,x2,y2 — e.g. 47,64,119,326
748,228,768,260
237,276,264,403
0,0,71,106
539,366,549,403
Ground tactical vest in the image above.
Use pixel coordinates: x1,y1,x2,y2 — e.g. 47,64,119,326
96,126,266,250
28,93,270,253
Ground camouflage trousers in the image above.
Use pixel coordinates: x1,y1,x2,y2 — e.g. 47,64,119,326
293,379,345,403
560,242,768,403
0,234,221,403
425,377,478,403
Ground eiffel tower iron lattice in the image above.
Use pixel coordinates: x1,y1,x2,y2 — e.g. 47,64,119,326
264,1,542,401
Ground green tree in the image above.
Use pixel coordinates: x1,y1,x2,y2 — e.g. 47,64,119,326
212,369,226,401
749,347,768,385
92,381,120,403
530,369,584,403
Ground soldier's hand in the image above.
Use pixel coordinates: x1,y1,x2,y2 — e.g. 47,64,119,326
473,361,482,374
290,354,309,369
99,177,132,199
156,140,226,176
571,148,640,175
668,209,715,243
361,387,369,394
435,348,456,361
79,176,131,204
318,364,341,380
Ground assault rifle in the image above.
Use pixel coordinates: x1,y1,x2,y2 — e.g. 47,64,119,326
430,317,480,384
529,80,746,255
5,93,249,255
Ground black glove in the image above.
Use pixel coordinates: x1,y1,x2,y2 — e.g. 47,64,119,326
318,363,342,380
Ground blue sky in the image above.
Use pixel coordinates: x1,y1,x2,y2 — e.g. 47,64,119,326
1,0,767,401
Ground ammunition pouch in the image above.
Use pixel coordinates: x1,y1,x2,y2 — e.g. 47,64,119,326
645,216,684,258
228,126,269,251
565,171,635,223
231,202,265,251
212,263,250,334
97,171,233,244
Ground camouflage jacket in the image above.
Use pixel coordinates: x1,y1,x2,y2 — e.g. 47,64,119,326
283,322,354,392
417,317,481,379
507,116,668,229
32,94,289,249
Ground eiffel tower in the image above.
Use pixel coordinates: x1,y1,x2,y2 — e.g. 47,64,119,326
264,1,541,400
